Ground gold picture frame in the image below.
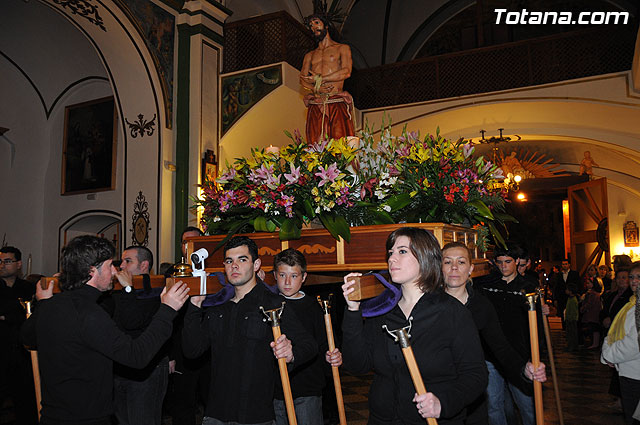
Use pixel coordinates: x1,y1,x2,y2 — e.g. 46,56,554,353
61,97,117,195
624,221,639,247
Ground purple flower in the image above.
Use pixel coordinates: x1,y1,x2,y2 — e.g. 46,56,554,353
481,161,494,175
491,167,505,179
395,145,410,157
462,144,474,158
284,163,301,185
306,139,329,153
249,163,273,183
219,167,237,182
407,131,419,142
315,163,340,186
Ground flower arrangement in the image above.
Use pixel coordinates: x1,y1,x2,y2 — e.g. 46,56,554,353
195,122,514,248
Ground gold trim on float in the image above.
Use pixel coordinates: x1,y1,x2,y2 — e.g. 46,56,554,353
259,247,281,256
297,244,336,255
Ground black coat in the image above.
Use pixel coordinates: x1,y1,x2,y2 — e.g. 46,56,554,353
20,285,176,424
463,284,530,424
342,290,487,425
182,282,318,423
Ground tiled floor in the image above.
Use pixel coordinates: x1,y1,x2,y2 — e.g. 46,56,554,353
1,316,626,424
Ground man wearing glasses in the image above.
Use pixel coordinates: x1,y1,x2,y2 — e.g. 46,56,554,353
0,246,38,424
0,246,34,299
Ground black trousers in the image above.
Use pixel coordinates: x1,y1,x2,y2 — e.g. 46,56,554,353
619,375,640,424
1,346,38,425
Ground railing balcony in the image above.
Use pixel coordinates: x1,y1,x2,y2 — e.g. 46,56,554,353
346,25,636,110
224,13,637,110
223,11,314,74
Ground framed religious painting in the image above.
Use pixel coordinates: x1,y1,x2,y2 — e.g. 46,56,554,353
61,97,117,195
624,221,639,247
202,149,217,183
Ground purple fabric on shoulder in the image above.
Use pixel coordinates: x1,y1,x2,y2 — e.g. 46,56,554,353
361,272,402,318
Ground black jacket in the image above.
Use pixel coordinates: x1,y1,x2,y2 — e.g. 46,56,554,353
111,284,169,380
342,290,487,425
0,277,35,349
463,284,530,424
182,282,318,423
476,273,537,395
20,285,176,424
274,293,328,400
601,287,632,325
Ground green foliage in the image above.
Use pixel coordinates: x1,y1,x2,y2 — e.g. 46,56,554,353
194,122,515,249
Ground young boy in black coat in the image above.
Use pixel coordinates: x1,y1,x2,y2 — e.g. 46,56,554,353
272,248,342,425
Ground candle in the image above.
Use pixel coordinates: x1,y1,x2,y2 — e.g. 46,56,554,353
265,145,280,154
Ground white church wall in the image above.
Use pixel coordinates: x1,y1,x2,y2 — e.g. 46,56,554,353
0,60,49,275
218,62,307,168
41,80,124,275
608,182,640,262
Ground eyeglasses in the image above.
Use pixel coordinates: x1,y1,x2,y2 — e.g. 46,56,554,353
1,259,18,265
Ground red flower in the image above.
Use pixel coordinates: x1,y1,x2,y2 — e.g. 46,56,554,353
236,190,248,204
360,178,378,200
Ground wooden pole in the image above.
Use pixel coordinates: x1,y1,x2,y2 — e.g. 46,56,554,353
25,301,42,421
525,293,544,425
542,315,564,425
261,304,297,425
318,298,347,425
383,325,437,425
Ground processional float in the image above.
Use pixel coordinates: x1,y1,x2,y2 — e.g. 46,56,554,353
32,223,566,423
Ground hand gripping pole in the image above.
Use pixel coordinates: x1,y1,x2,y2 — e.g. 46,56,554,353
260,303,297,425
524,291,544,425
383,318,437,425
318,296,347,425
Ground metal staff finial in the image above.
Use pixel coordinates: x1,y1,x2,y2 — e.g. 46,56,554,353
382,316,414,348
382,316,438,424
317,294,334,314
522,289,540,311
260,302,286,327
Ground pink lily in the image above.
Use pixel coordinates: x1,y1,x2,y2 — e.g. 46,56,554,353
249,163,273,183
315,163,340,187
218,167,237,182
284,163,301,185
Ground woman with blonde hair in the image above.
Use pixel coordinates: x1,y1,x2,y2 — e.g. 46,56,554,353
441,242,546,425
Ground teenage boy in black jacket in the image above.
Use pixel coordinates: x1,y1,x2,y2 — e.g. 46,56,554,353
271,248,342,425
476,243,538,425
182,237,318,425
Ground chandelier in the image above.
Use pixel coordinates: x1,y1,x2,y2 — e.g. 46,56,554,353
477,128,523,191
